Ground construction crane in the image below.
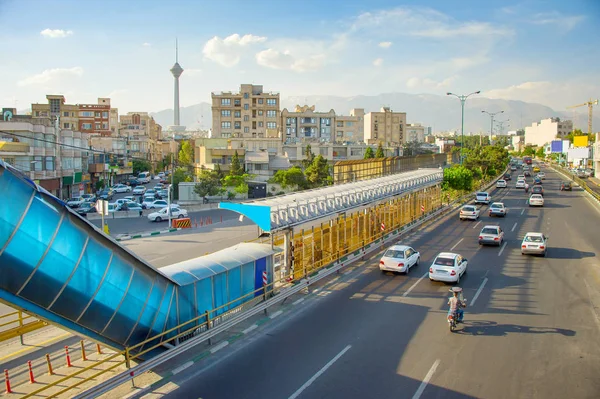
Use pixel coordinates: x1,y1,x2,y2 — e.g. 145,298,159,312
567,98,598,135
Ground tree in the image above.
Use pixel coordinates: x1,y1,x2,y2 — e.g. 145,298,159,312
364,146,375,159
302,144,315,169
535,147,545,158
132,159,152,175
230,150,244,176
270,166,308,190
178,140,194,168
522,146,535,156
375,143,385,158
158,153,174,172
193,169,224,200
305,155,331,188
443,165,474,191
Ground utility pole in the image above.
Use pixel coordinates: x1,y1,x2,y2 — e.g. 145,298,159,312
447,90,481,164
168,135,175,228
482,110,504,145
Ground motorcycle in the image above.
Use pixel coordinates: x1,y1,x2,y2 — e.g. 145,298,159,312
447,287,467,332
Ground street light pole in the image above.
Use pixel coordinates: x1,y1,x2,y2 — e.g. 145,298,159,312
481,110,504,145
447,90,481,164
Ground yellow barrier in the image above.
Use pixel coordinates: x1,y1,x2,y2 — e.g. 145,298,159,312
172,217,192,229
0,310,47,343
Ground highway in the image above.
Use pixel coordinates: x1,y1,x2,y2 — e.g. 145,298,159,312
159,167,600,399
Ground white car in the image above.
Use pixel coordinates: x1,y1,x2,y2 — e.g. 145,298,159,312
538,172,546,180
147,206,187,222
517,174,526,181
478,225,504,246
496,179,507,188
379,245,420,274
489,202,507,217
112,184,132,193
67,197,85,208
429,252,468,284
515,179,526,189
521,232,548,256
475,191,491,204
459,205,480,221
141,195,157,209
146,200,169,209
528,194,544,207
132,186,146,195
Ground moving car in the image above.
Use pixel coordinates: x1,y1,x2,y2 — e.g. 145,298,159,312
429,252,468,284
147,205,188,222
379,245,420,274
98,189,114,200
524,170,531,177
531,185,544,196
81,194,96,202
118,201,143,211
516,179,526,189
488,202,507,217
496,179,507,188
560,181,572,191
459,205,480,221
76,203,97,216
503,173,512,181
478,225,504,246
475,191,491,204
528,194,544,207
521,232,548,256
112,184,132,193
538,172,546,180
533,177,542,185
141,195,157,208
517,174,526,181
533,166,540,173
66,197,85,208
132,186,147,195
510,165,517,171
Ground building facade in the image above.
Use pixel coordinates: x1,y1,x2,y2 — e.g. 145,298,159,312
78,98,112,137
211,84,280,139
281,105,336,143
364,107,407,146
524,117,573,147
335,108,365,143
32,95,79,131
405,123,427,143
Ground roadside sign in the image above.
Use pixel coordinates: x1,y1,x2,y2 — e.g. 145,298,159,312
96,199,109,216
421,205,425,212
380,222,385,231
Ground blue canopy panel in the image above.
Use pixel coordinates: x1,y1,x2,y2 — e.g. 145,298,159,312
219,202,272,232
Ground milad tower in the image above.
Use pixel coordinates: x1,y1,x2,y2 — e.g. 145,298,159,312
168,38,186,133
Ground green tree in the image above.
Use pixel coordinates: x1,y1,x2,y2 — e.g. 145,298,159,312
132,159,152,175
364,146,375,159
522,145,535,156
302,144,315,169
178,140,194,167
443,165,474,191
535,147,545,158
305,155,331,188
172,167,193,200
158,153,174,172
375,143,385,158
193,169,224,200
270,166,308,190
230,150,244,176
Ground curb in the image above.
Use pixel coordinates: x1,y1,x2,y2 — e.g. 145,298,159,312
116,228,181,241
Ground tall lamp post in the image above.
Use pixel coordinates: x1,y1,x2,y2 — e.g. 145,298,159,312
447,90,481,164
481,110,504,144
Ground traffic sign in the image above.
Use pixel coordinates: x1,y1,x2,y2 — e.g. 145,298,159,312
421,205,425,212
380,222,385,231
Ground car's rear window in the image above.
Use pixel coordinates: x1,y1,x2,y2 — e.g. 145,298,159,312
434,257,455,266
463,206,475,212
491,204,502,208
524,236,543,243
384,249,404,259
481,228,498,234
476,192,487,196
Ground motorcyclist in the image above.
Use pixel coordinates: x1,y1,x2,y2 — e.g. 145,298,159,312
448,288,466,323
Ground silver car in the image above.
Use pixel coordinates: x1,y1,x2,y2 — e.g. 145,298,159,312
521,232,548,256
478,225,504,246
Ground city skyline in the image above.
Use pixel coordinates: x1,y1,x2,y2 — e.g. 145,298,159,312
1,0,599,115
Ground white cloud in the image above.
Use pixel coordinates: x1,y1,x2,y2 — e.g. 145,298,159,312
203,33,267,67
142,42,151,47
406,75,457,89
373,58,383,67
378,41,392,48
40,29,73,38
17,67,83,86
411,22,512,38
531,12,584,31
256,49,325,72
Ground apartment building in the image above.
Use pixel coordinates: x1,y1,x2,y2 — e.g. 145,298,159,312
282,105,335,143
78,98,112,137
32,95,79,131
364,107,407,146
118,112,163,163
524,117,573,147
211,84,280,139
334,108,365,143
405,123,427,143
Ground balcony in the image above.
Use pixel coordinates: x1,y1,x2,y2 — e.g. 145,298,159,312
0,142,30,154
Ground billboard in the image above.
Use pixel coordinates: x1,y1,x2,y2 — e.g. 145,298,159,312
567,147,590,162
562,140,571,154
573,135,589,148
551,140,563,153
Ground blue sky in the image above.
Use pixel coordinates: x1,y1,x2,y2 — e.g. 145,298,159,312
1,0,598,116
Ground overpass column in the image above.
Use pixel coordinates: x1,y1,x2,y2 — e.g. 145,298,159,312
283,228,293,281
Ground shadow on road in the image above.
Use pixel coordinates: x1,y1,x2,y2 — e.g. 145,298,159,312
457,320,575,337
545,248,595,260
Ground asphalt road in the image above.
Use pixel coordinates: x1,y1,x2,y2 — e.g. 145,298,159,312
162,167,600,399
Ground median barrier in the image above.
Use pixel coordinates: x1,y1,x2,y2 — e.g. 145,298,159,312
172,217,192,229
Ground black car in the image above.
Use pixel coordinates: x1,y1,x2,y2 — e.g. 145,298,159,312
532,185,544,196
524,171,531,177
98,189,114,200
503,173,512,180
76,205,97,216
560,181,572,191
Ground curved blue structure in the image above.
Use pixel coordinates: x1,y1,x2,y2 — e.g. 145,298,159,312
0,160,277,352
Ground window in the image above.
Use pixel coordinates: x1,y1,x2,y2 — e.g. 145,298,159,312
45,156,54,171
267,122,277,129
258,122,263,127
73,158,82,169
63,123,70,129
234,111,241,118
346,121,353,127
321,118,331,126
243,93,249,99
337,121,344,127
95,112,101,117
244,104,249,110
267,110,277,118
234,122,241,129
95,123,101,130
258,110,264,116
221,132,231,138
234,99,241,106
337,131,343,137
258,98,263,104
244,115,249,121
221,121,231,129
102,112,108,118
82,123,92,130
267,99,277,106
221,110,231,117
102,123,108,129
244,127,249,133
63,111,69,117
80,111,94,117
62,157,73,170
221,98,231,105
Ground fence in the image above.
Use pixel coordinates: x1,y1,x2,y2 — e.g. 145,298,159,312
0,310,47,343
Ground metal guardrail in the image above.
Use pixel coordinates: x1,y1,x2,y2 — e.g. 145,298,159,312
0,310,47,343
550,164,600,203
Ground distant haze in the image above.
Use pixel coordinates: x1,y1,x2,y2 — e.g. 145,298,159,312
150,92,596,134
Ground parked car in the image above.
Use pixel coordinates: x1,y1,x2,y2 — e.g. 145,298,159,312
146,200,169,209
118,201,143,212
112,184,132,193
521,232,548,256
475,192,491,204
560,181,572,191
67,197,85,208
428,252,468,284
379,245,420,274
528,194,544,207
488,202,507,217
76,203,97,216
147,206,188,222
478,225,504,246
133,186,147,195
459,205,480,221
496,179,507,188
81,193,96,202
98,189,114,200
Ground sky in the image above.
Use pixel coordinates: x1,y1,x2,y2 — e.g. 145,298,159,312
1,0,599,117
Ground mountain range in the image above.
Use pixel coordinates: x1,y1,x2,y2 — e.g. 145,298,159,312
150,92,597,135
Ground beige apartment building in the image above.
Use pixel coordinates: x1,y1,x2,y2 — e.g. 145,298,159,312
281,105,336,143
211,84,280,139
32,95,79,131
406,123,427,143
524,117,573,147
334,108,364,143
364,107,407,146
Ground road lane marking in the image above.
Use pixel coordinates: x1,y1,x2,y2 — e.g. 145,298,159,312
511,222,517,232
498,241,508,256
472,221,481,229
293,298,305,305
470,277,489,307
403,272,429,297
172,361,193,375
288,345,352,399
520,209,525,215
412,359,441,399
450,238,464,251
209,341,229,354
269,310,283,319
0,332,71,362
242,324,258,334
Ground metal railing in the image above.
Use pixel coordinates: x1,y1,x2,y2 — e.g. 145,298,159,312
0,310,47,343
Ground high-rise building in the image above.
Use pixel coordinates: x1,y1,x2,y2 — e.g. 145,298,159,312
364,107,407,146
211,84,280,139
168,39,186,133
524,117,572,147
334,108,365,143
281,105,335,143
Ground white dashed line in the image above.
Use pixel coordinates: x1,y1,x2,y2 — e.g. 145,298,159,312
511,222,517,232
521,209,525,215
450,238,464,251
472,220,482,229
209,341,229,354
172,361,193,375
293,297,305,305
403,272,429,297
269,310,283,319
498,241,508,256
412,359,441,399
242,324,258,334
470,277,489,307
